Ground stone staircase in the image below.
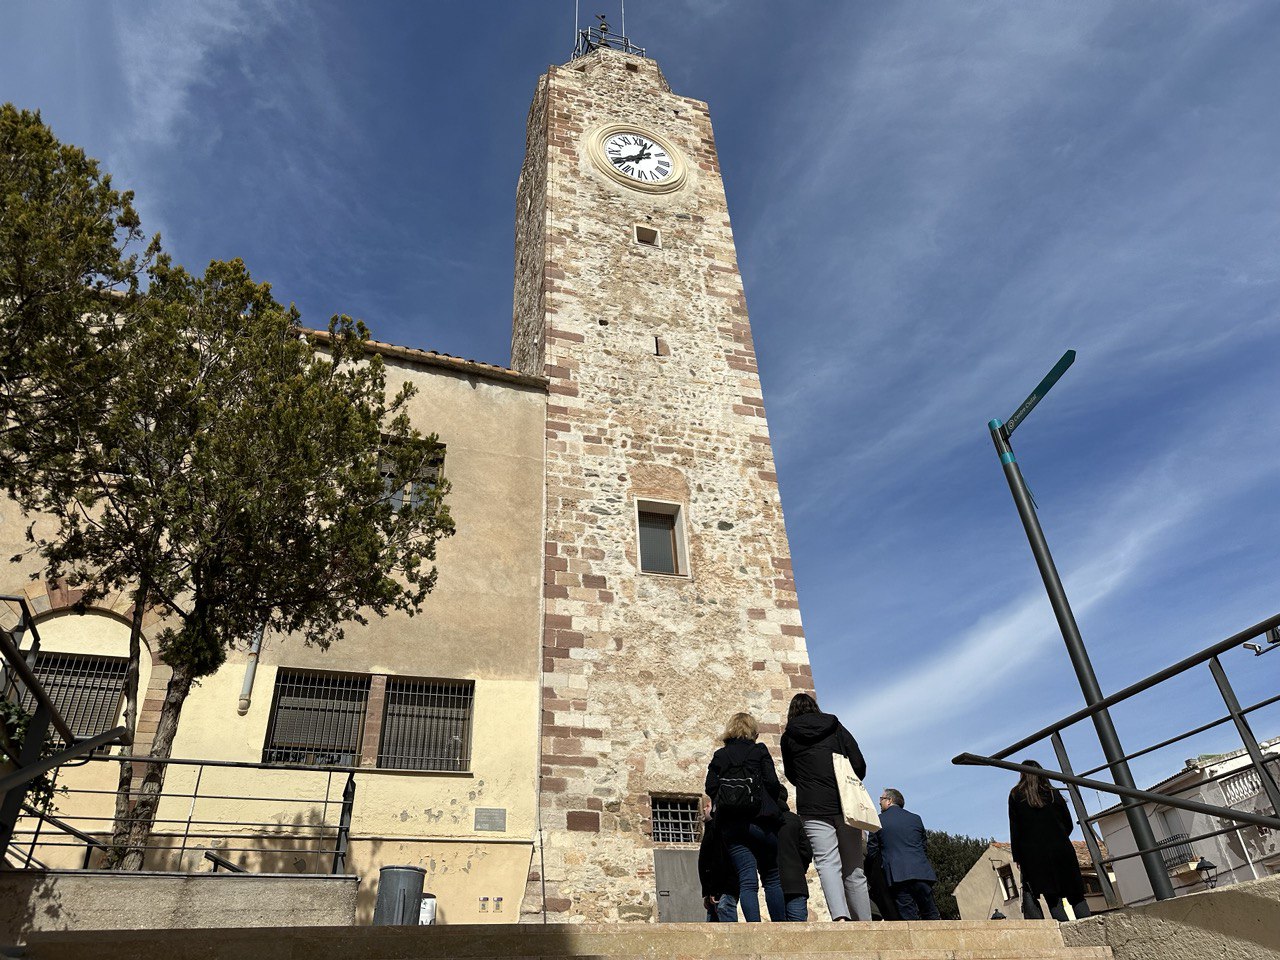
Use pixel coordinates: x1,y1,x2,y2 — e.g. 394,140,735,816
18,920,1112,959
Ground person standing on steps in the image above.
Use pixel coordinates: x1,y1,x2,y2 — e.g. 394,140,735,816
776,789,814,921
698,798,740,921
867,788,940,921
780,692,872,921
1009,760,1092,922
705,711,786,922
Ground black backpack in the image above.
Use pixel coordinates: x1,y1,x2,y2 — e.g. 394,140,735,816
715,758,763,817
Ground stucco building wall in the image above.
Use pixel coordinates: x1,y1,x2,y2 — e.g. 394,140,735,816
3,348,548,925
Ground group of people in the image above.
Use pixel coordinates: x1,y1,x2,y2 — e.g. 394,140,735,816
699,694,1093,924
699,693,940,923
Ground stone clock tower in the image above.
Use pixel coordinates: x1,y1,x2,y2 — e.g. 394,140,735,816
511,41,814,922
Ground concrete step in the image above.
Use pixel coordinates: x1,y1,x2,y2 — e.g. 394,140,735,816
20,920,1113,960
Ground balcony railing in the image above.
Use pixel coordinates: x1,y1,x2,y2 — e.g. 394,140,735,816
1158,833,1195,870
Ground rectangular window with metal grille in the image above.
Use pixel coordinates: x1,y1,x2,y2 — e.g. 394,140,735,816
379,448,445,513
20,653,129,742
378,677,474,771
638,510,678,574
651,796,702,844
262,670,369,766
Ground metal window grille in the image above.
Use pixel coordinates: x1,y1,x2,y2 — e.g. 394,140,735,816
262,670,369,766
650,797,701,844
19,653,129,742
638,510,678,574
379,449,445,513
378,678,474,771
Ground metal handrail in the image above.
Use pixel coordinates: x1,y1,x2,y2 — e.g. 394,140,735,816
989,611,1280,762
1,598,133,861
1075,690,1280,778
12,753,358,875
955,610,1280,904
204,850,246,873
0,610,77,745
954,754,1280,832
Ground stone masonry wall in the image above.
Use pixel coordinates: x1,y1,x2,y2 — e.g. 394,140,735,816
511,47,814,922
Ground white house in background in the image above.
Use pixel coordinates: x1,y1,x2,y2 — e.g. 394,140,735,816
1095,737,1280,906
954,840,1117,921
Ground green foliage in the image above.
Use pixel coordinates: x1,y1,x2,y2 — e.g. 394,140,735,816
0,696,63,814
0,103,155,496
0,104,455,866
926,829,996,920
1,103,454,681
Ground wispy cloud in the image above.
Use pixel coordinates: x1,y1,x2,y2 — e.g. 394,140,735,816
109,1,285,149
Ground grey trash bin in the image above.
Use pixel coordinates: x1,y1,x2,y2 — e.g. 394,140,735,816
373,865,426,925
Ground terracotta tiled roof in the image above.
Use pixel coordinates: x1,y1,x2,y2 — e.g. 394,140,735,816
305,328,548,389
989,839,1106,871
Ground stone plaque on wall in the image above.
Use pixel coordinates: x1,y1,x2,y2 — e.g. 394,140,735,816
474,807,507,832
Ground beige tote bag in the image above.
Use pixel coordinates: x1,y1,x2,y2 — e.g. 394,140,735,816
832,752,881,831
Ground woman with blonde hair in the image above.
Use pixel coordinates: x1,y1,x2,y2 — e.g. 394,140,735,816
1009,760,1090,921
704,711,785,922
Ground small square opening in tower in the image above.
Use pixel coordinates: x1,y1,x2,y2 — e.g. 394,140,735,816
633,225,660,247
636,500,688,576
626,62,640,73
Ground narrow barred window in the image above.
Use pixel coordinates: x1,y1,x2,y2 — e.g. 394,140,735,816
651,796,701,844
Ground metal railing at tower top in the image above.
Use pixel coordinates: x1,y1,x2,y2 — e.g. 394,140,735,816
954,609,1280,908
573,23,646,60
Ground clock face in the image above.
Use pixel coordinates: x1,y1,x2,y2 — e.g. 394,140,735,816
602,132,674,184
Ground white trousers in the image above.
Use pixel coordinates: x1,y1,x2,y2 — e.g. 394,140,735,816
803,817,871,921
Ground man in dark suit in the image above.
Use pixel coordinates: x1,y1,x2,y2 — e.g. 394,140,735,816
866,788,940,920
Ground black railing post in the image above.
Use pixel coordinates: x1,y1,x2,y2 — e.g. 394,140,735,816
1052,732,1122,908
1209,656,1280,816
332,772,355,874
990,419,1175,900
0,700,52,861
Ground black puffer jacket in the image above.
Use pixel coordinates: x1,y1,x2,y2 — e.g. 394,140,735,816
705,737,784,826
780,712,866,819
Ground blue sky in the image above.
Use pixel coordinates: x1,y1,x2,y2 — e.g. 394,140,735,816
5,2,1279,842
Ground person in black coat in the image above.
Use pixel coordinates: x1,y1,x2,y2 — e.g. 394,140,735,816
864,842,900,920
705,711,785,922
776,791,813,921
698,800,739,921
780,692,871,921
866,788,939,920
1009,760,1091,921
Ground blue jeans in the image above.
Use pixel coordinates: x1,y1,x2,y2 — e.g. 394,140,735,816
784,896,808,921
706,892,739,921
722,820,785,922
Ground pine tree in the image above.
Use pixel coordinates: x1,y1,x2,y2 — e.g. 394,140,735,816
1,104,455,868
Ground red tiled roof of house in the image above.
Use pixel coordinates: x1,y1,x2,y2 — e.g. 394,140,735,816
305,328,548,389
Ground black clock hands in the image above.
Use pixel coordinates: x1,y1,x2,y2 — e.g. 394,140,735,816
611,143,654,167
